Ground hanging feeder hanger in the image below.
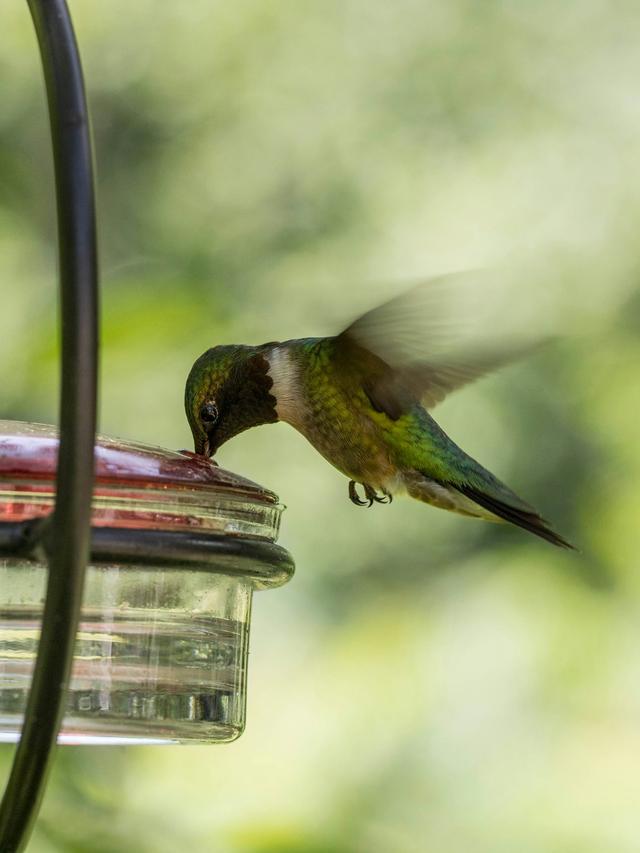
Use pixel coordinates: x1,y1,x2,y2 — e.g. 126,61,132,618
0,0,99,848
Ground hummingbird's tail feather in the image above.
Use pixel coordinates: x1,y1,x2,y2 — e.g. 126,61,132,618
402,469,574,549
452,483,575,549
403,472,490,519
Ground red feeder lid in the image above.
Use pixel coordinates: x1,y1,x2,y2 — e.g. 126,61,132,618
0,421,283,540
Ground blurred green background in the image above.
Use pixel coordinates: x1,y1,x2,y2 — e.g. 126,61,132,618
2,0,640,850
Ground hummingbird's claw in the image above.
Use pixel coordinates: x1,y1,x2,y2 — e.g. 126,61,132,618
363,484,378,506
349,481,393,507
349,480,371,507
365,483,392,505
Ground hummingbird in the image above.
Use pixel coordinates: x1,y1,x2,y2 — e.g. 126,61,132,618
185,277,573,549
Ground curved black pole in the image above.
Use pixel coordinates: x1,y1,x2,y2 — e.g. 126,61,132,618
0,0,98,849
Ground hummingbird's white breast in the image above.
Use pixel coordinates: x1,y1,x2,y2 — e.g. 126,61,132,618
266,346,306,429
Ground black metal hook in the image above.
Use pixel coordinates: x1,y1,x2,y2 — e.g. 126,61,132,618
0,0,99,849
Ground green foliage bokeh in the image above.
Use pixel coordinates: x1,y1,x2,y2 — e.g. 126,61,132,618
1,1,639,851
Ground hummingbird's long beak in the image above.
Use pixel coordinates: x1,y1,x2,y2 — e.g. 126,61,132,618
195,435,211,457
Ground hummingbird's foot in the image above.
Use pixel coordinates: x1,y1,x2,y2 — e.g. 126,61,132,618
349,480,371,507
363,483,393,505
349,481,394,507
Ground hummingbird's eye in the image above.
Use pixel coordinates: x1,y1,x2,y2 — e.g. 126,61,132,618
199,401,219,425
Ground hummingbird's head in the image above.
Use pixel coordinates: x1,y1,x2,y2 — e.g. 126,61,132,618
185,344,279,457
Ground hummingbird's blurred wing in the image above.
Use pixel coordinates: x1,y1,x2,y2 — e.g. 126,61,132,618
335,273,542,417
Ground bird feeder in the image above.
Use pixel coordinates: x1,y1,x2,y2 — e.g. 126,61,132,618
0,422,293,744
0,1,294,848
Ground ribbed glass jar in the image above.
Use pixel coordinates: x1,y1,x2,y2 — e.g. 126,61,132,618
0,422,294,745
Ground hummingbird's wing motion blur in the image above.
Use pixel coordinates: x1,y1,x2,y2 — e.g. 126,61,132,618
336,273,542,413
185,274,573,549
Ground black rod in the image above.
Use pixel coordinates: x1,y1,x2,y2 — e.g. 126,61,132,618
0,0,98,848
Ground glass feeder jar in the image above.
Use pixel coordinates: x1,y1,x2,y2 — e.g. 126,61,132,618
0,421,293,745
